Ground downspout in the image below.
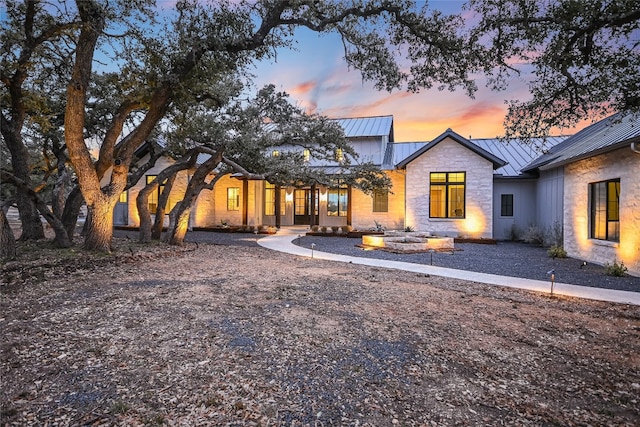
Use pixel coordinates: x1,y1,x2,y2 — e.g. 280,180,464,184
631,141,640,154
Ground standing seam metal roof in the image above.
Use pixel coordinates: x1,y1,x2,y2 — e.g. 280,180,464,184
334,115,394,139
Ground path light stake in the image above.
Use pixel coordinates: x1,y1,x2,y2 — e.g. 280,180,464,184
254,230,258,242
311,243,316,259
547,269,555,295
429,249,435,265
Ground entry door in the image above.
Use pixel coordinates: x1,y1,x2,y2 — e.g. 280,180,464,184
294,189,319,225
113,191,128,225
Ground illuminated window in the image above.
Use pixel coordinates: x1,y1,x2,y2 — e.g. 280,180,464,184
265,183,286,216
328,186,348,217
429,172,465,218
227,187,240,211
303,149,310,162
373,190,388,213
119,191,127,203
335,148,344,163
501,194,513,217
272,150,280,157
590,179,620,242
146,175,165,213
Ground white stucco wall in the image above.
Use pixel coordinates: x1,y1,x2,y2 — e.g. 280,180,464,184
562,148,640,276
404,137,494,238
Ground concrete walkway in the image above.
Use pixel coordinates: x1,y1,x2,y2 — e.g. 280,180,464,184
258,227,640,306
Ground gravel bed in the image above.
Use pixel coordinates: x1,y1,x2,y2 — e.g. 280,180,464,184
294,235,640,293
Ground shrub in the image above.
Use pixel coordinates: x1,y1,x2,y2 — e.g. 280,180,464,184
373,220,385,232
331,226,340,234
404,225,415,232
343,225,353,233
544,221,563,247
507,224,520,241
311,225,319,232
547,245,567,258
522,225,545,245
321,226,328,233
605,260,628,277
257,224,265,232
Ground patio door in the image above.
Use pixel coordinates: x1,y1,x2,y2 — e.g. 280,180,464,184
294,188,319,225
113,191,128,225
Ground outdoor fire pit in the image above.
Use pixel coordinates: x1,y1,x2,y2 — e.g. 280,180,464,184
362,231,454,252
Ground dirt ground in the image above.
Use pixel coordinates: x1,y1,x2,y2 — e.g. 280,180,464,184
1,238,640,426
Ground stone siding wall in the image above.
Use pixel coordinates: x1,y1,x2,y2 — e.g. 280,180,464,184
351,170,406,231
563,148,640,275
405,137,494,238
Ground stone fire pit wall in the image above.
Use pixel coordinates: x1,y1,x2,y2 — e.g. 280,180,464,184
362,232,455,252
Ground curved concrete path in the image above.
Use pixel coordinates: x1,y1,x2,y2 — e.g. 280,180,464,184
258,227,640,306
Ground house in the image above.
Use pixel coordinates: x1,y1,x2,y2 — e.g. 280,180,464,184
115,113,639,275
521,113,640,276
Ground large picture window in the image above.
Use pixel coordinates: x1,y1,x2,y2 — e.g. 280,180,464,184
590,179,620,242
227,187,240,211
373,190,388,213
429,172,465,218
328,186,348,217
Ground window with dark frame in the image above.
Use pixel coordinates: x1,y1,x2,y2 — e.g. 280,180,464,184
501,194,514,217
429,172,465,218
373,190,388,213
264,182,286,216
590,179,620,242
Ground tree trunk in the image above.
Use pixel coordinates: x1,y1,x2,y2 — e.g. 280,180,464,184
62,187,84,241
16,193,45,240
1,208,17,261
151,175,176,240
137,184,155,244
83,197,115,252
168,204,191,246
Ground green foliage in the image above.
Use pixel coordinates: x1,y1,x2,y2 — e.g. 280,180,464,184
547,245,567,258
605,260,628,277
468,0,640,140
522,225,545,245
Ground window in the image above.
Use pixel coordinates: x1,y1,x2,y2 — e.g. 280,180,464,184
590,179,620,242
328,186,348,217
335,148,344,163
118,191,127,203
272,150,280,157
146,175,165,213
227,187,240,211
303,149,311,162
373,190,388,213
264,183,286,216
429,172,465,218
501,194,514,217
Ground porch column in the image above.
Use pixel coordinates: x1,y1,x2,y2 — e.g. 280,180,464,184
310,184,317,227
347,185,352,226
275,184,281,228
242,179,248,226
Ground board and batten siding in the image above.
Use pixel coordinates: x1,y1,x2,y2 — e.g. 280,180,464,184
404,137,494,238
563,148,640,275
535,168,564,234
492,179,537,240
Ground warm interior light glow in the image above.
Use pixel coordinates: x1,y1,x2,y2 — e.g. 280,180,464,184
285,190,293,202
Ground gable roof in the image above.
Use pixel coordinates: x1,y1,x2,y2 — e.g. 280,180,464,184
524,112,640,172
334,115,394,140
396,128,507,169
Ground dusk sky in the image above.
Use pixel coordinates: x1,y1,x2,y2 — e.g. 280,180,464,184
248,1,578,142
